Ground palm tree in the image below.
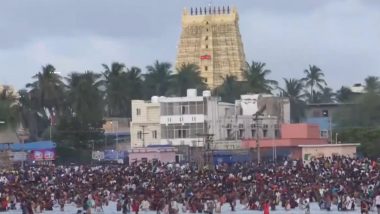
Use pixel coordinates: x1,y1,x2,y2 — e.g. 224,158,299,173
125,66,143,116
336,86,354,103
66,71,104,125
306,87,336,103
102,62,128,117
26,64,65,123
278,78,306,123
243,61,278,94
55,71,105,150
302,65,327,101
170,63,206,96
144,60,172,98
215,75,245,103
0,86,19,130
319,87,336,103
18,89,49,140
364,76,380,94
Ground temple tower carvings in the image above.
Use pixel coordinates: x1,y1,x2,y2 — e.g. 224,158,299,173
176,6,247,89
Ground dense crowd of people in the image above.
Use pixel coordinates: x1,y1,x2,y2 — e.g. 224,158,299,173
0,156,379,214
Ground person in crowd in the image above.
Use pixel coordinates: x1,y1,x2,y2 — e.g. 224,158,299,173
376,192,380,214
0,155,378,213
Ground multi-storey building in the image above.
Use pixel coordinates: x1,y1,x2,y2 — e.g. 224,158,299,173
130,99,161,148
159,89,235,147
176,6,247,89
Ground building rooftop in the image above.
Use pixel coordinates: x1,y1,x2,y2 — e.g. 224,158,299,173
298,143,360,148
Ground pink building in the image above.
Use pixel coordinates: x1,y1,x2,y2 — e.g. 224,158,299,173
128,147,178,163
242,123,328,160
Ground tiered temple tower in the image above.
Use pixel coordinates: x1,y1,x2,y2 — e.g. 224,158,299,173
176,6,247,89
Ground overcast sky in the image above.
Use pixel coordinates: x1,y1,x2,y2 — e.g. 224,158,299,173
0,0,379,90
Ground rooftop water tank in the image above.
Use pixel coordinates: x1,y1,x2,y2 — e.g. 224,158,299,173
187,89,197,97
202,90,211,97
151,96,159,103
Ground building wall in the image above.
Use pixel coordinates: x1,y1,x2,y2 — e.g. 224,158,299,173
241,138,327,149
281,124,321,139
128,150,177,163
176,7,246,89
130,100,161,147
301,145,357,160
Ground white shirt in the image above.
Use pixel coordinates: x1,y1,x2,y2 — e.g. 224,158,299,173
376,195,380,205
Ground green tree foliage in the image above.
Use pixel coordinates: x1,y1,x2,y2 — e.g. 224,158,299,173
337,128,380,158
306,87,336,103
336,86,354,103
102,62,128,117
243,61,278,94
302,65,327,102
364,76,380,93
215,75,246,103
144,60,172,98
170,63,206,96
54,71,105,159
0,86,19,130
278,78,306,123
335,76,380,157
18,89,49,140
26,64,65,120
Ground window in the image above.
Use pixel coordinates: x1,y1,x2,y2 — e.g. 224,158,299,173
263,124,268,129
263,129,268,138
206,45,208,49
205,66,208,71
152,130,157,139
251,124,256,129
136,108,141,116
137,131,142,139
181,106,186,114
205,36,208,40
238,124,244,129
204,78,208,83
206,28,209,32
227,129,232,138
321,130,328,138
275,129,280,138
251,129,256,138
239,130,244,139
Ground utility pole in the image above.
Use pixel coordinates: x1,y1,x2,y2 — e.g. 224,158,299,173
140,125,149,147
253,105,266,164
197,133,214,169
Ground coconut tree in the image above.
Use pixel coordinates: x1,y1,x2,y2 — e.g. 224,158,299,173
306,87,336,103
102,62,128,117
243,61,278,94
66,71,104,125
215,75,245,103
26,64,65,123
144,60,172,98
170,63,206,96
17,89,49,140
364,76,380,94
0,86,19,130
54,71,105,152
336,86,354,103
278,78,306,123
302,65,327,101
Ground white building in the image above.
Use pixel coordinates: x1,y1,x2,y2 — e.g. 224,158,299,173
130,90,291,151
130,98,161,148
159,89,235,147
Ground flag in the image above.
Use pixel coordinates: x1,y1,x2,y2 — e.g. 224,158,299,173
200,55,211,60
